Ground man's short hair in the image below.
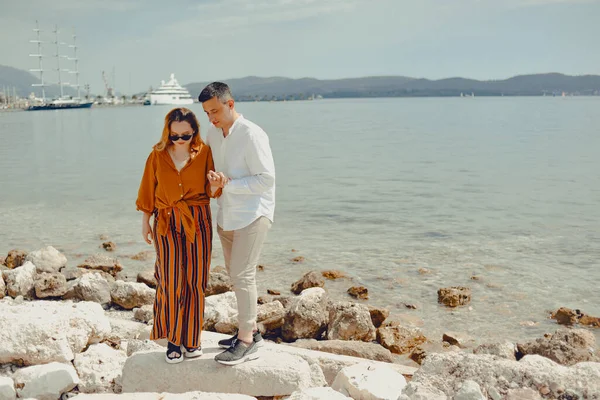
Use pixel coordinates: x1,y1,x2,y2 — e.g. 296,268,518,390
198,82,233,103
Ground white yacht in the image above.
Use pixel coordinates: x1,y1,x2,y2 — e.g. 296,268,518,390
150,73,194,105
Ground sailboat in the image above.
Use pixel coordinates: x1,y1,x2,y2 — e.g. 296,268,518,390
27,22,93,111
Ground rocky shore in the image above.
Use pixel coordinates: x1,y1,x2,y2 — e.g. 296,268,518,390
1,246,599,400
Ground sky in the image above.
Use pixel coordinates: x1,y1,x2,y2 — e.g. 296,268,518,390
1,0,599,94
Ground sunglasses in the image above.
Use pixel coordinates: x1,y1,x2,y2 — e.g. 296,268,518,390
169,133,193,142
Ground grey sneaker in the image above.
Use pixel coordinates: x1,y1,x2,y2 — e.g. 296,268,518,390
214,339,260,365
218,331,264,349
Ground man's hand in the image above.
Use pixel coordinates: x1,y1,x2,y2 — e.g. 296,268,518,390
208,170,229,188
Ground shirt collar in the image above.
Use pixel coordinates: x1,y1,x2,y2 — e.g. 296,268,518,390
224,114,244,138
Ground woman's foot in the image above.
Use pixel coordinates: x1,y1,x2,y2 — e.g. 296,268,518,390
165,342,183,364
183,345,203,358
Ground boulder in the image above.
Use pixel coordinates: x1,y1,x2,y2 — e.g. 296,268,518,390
473,341,516,360
288,387,351,399
282,288,329,342
110,281,155,309
376,325,427,355
0,274,5,299
321,270,347,280
405,352,600,398
516,328,599,366
34,272,68,298
327,301,376,342
25,246,67,273
437,286,471,307
409,342,461,365
204,291,238,331
347,286,368,300
133,304,154,324
121,348,326,396
205,271,233,296
0,376,16,400
291,271,325,295
12,362,78,400
125,339,164,357
289,339,393,363
2,261,36,298
74,343,127,393
0,299,111,365
367,305,389,328
78,254,123,277
136,270,156,289
331,363,407,400
73,272,112,305
442,331,475,349
3,249,27,269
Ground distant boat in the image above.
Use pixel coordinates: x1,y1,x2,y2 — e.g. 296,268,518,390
28,98,93,111
149,73,194,105
26,22,93,111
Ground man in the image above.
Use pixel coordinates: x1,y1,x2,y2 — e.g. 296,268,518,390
199,82,275,365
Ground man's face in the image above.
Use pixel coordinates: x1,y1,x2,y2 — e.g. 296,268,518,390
202,97,234,129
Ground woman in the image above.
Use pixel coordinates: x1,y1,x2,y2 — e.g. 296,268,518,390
136,107,221,363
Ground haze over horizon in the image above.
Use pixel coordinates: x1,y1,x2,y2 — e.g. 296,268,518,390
1,0,599,94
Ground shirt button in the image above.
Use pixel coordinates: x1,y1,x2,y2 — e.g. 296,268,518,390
179,183,182,186
180,194,183,197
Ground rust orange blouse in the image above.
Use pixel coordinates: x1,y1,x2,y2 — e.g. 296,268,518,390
136,143,221,242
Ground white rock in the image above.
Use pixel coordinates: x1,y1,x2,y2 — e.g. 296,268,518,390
110,281,155,309
331,362,407,400
122,347,325,396
71,393,256,399
25,246,67,273
282,287,329,341
108,318,148,343
72,395,159,400
398,382,448,400
161,393,261,399
0,274,6,299
505,388,542,400
74,273,111,305
409,352,600,398
2,261,36,298
488,387,502,400
0,376,16,400
133,304,153,323
74,343,127,393
12,362,78,400
126,339,164,357
203,291,238,330
454,380,485,400
289,386,351,399
0,300,111,365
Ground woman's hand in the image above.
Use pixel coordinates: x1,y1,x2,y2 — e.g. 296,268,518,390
208,170,229,188
142,213,153,244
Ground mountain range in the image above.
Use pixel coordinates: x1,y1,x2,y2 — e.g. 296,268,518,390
2,64,599,100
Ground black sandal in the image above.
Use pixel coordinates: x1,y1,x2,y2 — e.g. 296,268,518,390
165,342,183,364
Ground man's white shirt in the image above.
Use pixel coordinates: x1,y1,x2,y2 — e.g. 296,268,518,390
206,115,275,231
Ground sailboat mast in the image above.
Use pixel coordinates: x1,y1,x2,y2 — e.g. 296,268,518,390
53,25,64,98
29,20,46,102
69,29,81,99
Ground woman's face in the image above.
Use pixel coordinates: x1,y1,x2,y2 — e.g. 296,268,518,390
169,120,194,147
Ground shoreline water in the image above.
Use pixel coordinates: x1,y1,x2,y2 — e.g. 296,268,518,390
2,97,599,358
1,245,599,399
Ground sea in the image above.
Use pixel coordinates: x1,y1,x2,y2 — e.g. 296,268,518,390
1,96,599,345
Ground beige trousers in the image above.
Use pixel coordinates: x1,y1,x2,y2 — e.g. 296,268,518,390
217,216,272,333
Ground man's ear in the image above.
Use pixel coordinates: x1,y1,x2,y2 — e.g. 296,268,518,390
227,99,235,109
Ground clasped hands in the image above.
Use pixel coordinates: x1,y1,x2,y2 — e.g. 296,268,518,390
207,170,229,188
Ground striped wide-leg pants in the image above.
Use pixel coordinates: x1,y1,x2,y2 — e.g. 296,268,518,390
150,205,212,348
